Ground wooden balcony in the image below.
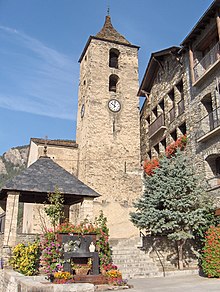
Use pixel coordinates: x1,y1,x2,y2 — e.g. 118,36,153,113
194,42,220,82
169,107,175,122
196,106,220,142
207,176,220,191
178,99,185,116
149,113,166,138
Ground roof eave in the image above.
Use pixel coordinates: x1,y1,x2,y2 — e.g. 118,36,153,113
181,1,220,46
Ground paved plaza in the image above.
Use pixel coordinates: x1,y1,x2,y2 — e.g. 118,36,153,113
128,274,220,292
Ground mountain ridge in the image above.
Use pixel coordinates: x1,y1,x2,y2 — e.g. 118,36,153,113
0,145,29,189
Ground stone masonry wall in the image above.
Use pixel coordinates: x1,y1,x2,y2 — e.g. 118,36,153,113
140,53,187,161
0,270,94,292
183,15,220,199
143,236,198,272
76,38,142,238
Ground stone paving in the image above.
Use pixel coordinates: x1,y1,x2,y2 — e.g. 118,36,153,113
128,274,220,292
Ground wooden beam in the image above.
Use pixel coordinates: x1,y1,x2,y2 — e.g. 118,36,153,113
216,9,220,41
189,46,195,84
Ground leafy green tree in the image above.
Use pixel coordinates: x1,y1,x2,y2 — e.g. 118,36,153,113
44,188,64,231
130,149,216,269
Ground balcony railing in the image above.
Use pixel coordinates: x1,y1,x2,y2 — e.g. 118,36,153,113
178,99,185,116
196,106,220,140
149,113,165,138
194,42,220,81
169,107,175,122
0,212,5,233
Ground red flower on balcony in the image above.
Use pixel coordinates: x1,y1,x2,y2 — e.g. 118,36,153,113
143,135,187,176
143,158,159,176
165,135,187,158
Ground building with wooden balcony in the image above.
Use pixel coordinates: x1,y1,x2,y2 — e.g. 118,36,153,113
182,0,220,197
139,47,187,161
140,0,220,198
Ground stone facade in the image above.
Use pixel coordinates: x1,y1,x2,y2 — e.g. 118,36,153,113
28,139,79,176
140,2,220,203
181,2,220,199
139,47,187,161
76,34,142,238
142,236,198,273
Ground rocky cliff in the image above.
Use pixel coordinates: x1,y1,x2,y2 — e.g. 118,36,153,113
0,146,29,189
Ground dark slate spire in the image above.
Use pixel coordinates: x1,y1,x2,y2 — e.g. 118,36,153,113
96,15,130,45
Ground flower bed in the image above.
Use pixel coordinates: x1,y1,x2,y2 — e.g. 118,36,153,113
202,225,220,277
9,212,126,287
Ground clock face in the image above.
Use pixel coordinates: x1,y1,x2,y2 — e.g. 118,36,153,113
81,104,85,118
108,99,121,112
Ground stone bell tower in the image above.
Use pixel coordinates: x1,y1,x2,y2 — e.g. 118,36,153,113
76,15,141,238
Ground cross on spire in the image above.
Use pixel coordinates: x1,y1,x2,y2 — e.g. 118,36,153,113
44,135,48,157
107,0,110,16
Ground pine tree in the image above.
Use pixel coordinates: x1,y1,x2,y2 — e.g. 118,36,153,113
130,149,215,269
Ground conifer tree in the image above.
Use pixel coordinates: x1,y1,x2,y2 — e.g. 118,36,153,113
130,149,215,269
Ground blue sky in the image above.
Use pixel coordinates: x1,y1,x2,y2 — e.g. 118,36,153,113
0,0,213,155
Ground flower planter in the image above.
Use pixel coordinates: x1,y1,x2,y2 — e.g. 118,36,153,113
74,267,90,276
73,274,108,285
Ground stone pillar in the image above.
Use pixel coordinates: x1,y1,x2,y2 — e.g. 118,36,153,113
3,192,20,247
79,197,94,223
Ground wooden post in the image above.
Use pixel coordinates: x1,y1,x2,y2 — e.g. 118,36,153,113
189,45,195,84
216,9,220,41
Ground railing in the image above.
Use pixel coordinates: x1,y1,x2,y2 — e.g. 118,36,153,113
169,107,175,122
0,212,5,233
196,106,220,140
194,42,220,81
178,99,185,116
149,113,165,137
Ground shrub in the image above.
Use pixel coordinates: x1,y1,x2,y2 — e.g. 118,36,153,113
106,269,123,285
202,225,220,277
40,231,63,274
10,241,40,276
54,271,73,280
94,211,111,267
56,212,112,268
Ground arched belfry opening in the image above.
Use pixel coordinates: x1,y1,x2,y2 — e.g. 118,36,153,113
109,74,119,92
109,48,120,68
